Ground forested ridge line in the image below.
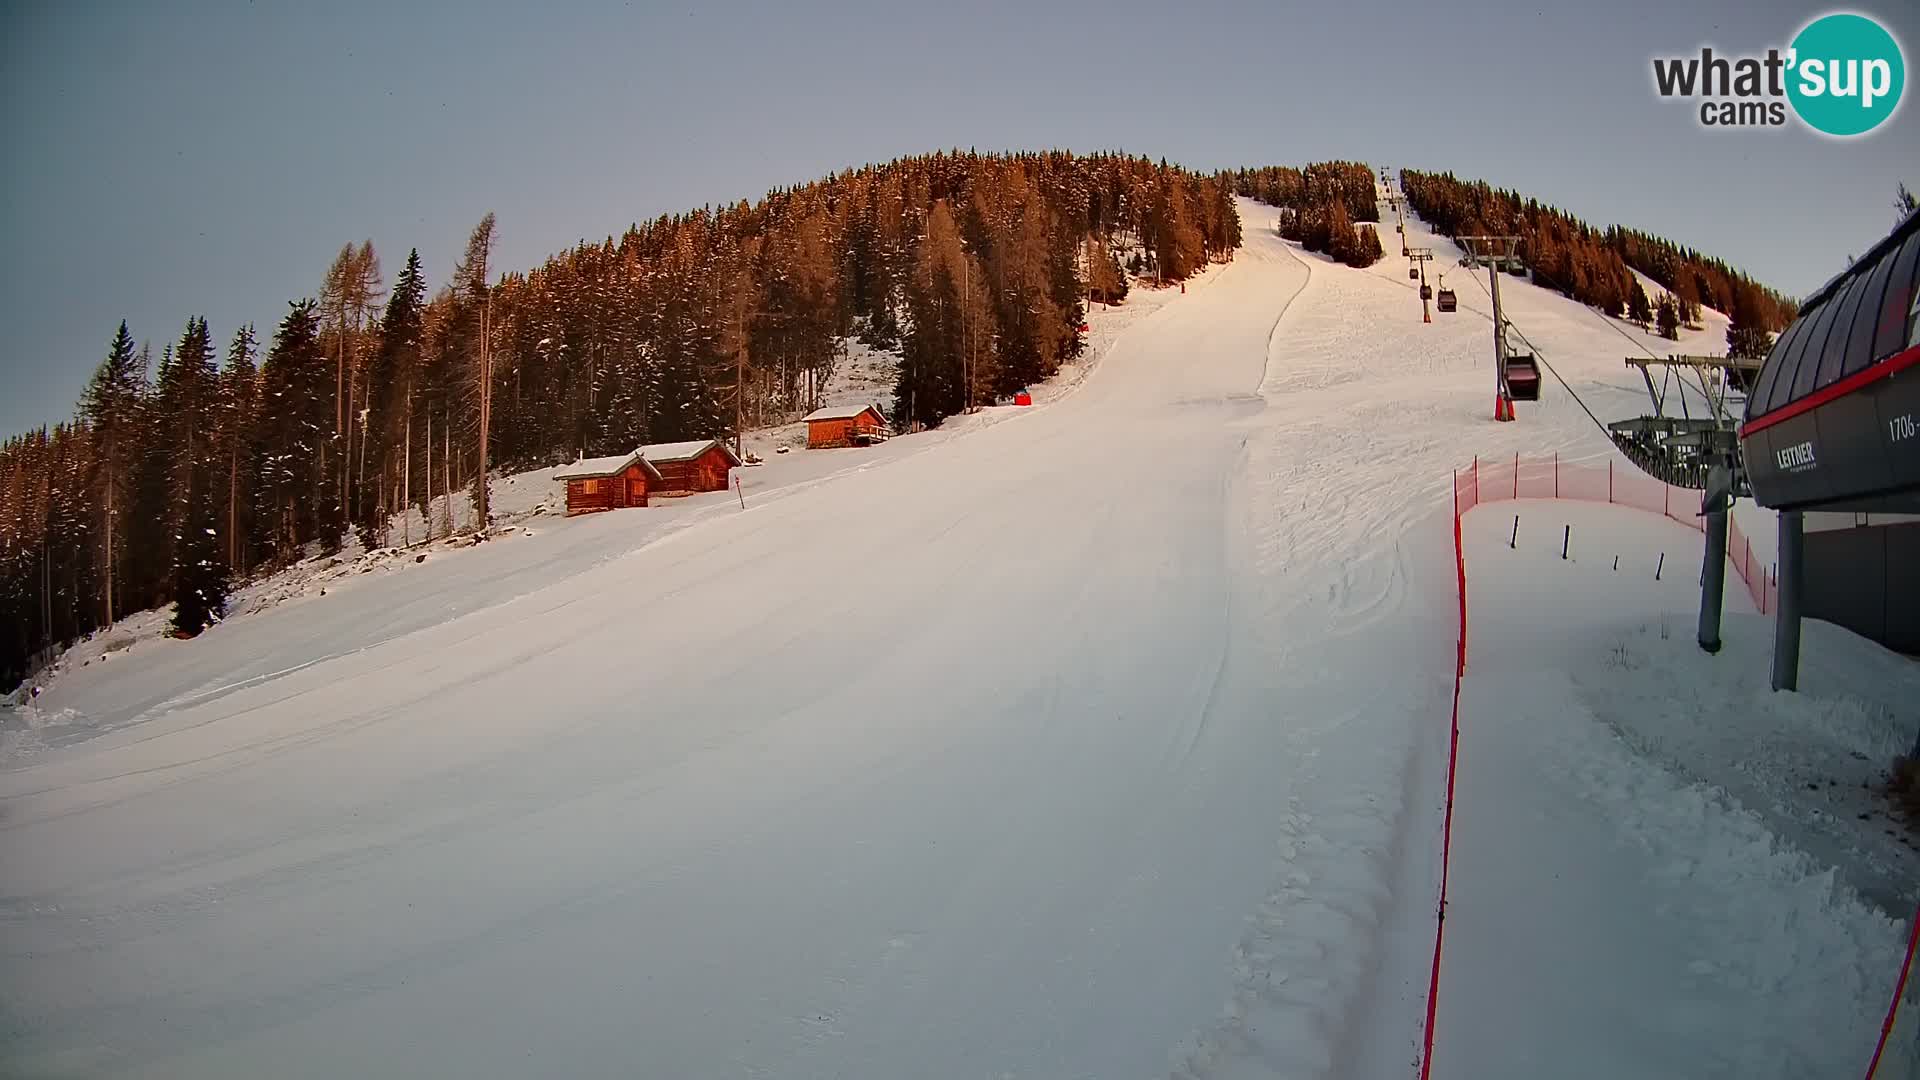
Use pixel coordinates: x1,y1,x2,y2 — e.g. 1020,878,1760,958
2,149,1249,689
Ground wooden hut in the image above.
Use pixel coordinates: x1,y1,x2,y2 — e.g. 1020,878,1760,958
554,450,662,516
641,439,742,495
803,403,889,449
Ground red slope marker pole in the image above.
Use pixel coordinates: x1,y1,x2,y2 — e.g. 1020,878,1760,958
1863,905,1920,1079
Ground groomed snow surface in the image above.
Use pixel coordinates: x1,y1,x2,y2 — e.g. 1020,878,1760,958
1439,500,1917,1078
2,195,1914,1077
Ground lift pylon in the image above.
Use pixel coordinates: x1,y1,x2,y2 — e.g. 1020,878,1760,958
1459,236,1524,420
1407,247,1435,322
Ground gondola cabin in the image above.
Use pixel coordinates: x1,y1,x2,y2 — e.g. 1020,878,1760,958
555,450,662,516
1505,355,1542,401
804,403,890,449
1419,284,1433,301
1437,288,1458,312
641,439,741,495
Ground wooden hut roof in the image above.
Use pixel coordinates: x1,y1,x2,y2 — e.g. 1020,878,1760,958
553,450,662,481
801,402,885,423
640,439,742,466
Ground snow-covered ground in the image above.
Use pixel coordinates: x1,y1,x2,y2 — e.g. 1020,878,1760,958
1,194,1911,1079
2,275,1214,759
1436,499,1917,1078
741,336,900,459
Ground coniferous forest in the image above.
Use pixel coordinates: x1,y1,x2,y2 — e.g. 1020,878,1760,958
0,154,1805,692
0,151,1241,689
1398,170,1796,347
1224,163,1386,267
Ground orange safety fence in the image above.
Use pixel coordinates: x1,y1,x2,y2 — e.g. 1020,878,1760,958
1429,452,1914,1079
1453,452,1778,617
1864,910,1919,1079
1420,469,1471,1079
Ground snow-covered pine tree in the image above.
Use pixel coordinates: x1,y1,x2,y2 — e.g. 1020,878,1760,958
1655,293,1681,340
450,214,496,531
216,324,257,575
160,317,228,636
1628,280,1654,327
78,321,147,625
361,249,426,547
252,300,327,563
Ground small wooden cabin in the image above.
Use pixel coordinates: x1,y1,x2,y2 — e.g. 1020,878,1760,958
803,403,889,449
555,451,662,516
641,439,742,495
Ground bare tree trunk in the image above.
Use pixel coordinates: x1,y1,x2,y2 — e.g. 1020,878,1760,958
475,300,491,531
335,313,346,436
228,446,238,574
342,377,354,539
402,405,412,548
103,455,115,627
316,440,328,542
357,408,367,528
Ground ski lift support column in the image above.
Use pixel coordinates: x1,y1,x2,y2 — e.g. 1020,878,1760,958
1460,235,1523,421
1408,246,1434,323
1614,352,1753,655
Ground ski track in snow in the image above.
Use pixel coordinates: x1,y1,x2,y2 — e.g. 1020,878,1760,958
1,206,1398,1080
1436,502,1917,1078
0,196,1906,1079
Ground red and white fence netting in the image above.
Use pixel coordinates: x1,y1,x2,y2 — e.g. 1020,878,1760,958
1441,451,1914,1080
1453,452,1778,615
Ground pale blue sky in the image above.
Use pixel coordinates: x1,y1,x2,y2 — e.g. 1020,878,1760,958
4,0,1916,436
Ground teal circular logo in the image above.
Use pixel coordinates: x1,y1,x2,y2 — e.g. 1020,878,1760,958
1787,13,1905,136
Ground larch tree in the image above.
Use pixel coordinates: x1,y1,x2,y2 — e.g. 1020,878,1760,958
1725,282,1774,361
5,150,1264,686
319,241,384,541
1397,169,1794,331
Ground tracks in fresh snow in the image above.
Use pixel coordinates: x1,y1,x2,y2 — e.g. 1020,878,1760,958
1,202,1467,1080
1159,217,1463,1080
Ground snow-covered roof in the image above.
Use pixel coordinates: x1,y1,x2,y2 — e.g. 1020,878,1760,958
553,450,661,481
802,402,885,423
640,439,741,466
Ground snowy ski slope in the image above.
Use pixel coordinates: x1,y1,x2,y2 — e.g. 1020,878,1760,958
1,195,1904,1078
1438,500,1917,1078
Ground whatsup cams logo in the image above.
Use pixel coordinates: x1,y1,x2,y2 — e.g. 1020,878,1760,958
1651,11,1905,136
